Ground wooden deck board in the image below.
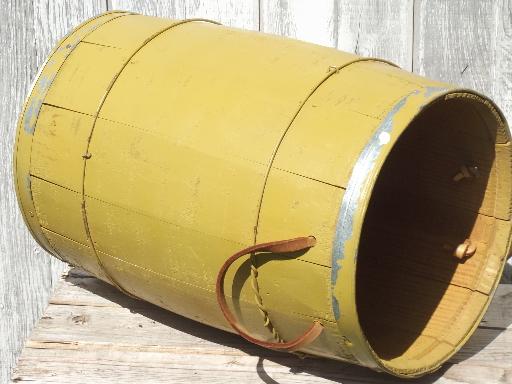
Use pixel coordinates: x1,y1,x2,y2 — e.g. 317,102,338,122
11,269,512,383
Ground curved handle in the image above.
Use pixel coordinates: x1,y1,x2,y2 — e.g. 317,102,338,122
215,236,323,352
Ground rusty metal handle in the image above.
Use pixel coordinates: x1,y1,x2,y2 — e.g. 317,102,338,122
215,236,323,352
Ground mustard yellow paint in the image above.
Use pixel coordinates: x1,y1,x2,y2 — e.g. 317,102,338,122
13,12,512,377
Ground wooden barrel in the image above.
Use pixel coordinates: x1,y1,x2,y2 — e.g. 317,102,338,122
13,11,512,377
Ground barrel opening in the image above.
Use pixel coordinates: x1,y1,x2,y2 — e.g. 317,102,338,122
356,93,511,373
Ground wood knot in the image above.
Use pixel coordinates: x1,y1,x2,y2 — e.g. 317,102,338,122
71,314,88,324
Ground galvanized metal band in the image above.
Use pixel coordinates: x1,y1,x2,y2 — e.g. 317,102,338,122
80,17,222,298
14,11,133,261
330,87,460,371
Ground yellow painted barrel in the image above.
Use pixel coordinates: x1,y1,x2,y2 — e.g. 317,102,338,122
14,11,512,377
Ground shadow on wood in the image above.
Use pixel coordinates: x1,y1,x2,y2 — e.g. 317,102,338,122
55,268,510,383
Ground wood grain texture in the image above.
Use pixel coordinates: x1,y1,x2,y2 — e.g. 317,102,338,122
11,271,512,383
184,0,259,29
109,0,186,18
495,0,512,124
260,1,413,70
260,0,338,47
414,0,497,103
0,1,105,382
336,0,413,70
109,0,259,28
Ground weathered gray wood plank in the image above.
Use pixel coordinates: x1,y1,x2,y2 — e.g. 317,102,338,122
109,0,259,29
184,0,259,29
260,0,338,46
109,0,186,18
260,1,413,70
495,0,512,124
336,0,414,70
414,0,497,103
494,1,512,274
10,272,512,383
0,1,105,382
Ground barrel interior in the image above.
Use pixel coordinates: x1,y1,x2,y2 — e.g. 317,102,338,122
356,94,511,373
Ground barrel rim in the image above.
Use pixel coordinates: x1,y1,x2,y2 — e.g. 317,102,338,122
12,11,133,259
331,86,512,377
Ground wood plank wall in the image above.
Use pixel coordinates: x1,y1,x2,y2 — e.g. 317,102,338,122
1,0,511,382
1,2,105,383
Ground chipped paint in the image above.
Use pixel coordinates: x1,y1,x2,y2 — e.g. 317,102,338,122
13,12,134,279
24,174,31,191
330,90,420,320
332,294,341,320
378,132,390,145
22,43,80,135
20,16,127,135
23,75,54,134
329,86,451,320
